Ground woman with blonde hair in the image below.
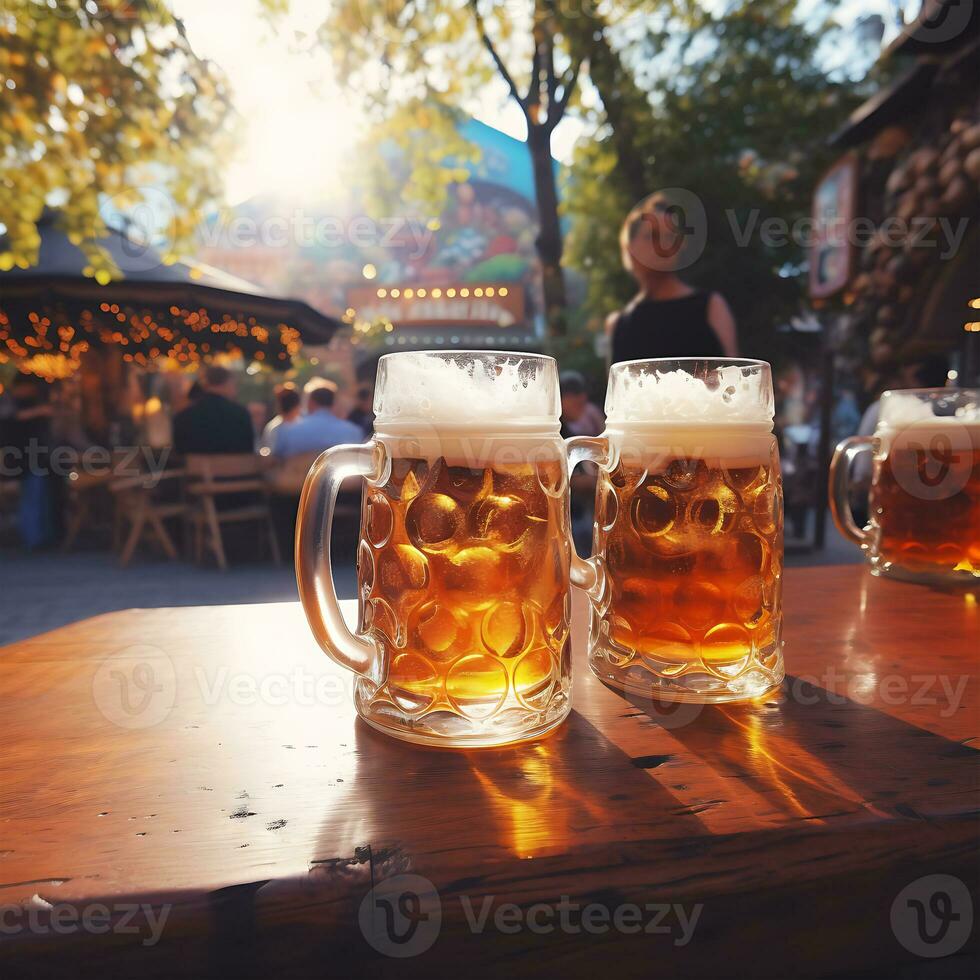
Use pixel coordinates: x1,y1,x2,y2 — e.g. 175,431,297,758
606,192,738,364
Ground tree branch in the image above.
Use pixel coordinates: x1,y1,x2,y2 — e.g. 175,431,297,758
526,33,543,108
468,0,528,119
543,32,557,112
548,58,581,129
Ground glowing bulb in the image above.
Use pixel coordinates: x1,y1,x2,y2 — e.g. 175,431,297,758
362,263,377,280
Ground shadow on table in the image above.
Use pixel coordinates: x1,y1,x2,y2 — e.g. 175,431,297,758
613,678,978,825
312,709,705,866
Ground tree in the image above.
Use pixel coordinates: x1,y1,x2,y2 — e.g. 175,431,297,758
316,1,581,334
563,0,862,356
0,0,235,280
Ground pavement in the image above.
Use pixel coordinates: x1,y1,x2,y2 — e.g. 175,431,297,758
0,514,859,649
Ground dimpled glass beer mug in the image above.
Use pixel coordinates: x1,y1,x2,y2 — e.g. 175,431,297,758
569,358,785,702
830,387,980,584
296,351,574,747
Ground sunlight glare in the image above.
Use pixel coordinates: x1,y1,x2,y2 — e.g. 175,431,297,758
173,0,362,204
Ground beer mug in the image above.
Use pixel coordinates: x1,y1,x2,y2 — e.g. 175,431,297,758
568,358,785,703
296,351,573,747
829,387,980,584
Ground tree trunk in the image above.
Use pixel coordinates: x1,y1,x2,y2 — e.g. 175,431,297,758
527,121,567,336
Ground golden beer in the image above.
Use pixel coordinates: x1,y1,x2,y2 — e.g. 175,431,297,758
870,439,980,578
296,348,574,746
831,389,980,584
592,449,783,698
573,357,785,702
356,452,571,724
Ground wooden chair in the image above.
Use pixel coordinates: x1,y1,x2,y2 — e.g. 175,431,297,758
184,454,281,571
63,448,156,552
109,468,188,567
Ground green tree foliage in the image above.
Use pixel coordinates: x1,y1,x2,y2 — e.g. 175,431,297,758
0,0,235,279
564,0,862,357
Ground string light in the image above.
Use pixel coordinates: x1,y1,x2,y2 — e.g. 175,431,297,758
0,293,303,380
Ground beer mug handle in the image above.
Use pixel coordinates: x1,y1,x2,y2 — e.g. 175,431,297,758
565,435,610,593
828,435,874,547
296,442,385,679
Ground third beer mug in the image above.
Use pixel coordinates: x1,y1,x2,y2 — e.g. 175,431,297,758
296,351,573,747
570,358,785,702
830,387,980,584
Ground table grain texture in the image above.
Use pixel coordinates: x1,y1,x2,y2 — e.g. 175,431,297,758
0,565,977,978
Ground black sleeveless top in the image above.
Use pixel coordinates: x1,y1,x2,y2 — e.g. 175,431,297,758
610,291,722,364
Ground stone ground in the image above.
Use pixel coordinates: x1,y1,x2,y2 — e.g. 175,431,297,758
0,515,859,649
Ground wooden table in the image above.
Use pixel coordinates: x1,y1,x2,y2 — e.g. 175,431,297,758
0,566,976,978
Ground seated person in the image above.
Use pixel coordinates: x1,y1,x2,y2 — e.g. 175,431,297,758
259,383,301,455
172,365,254,455
347,384,375,438
273,380,363,459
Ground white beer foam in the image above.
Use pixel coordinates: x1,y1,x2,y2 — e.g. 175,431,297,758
878,392,941,428
877,391,980,429
606,365,773,425
877,392,980,455
375,351,558,424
